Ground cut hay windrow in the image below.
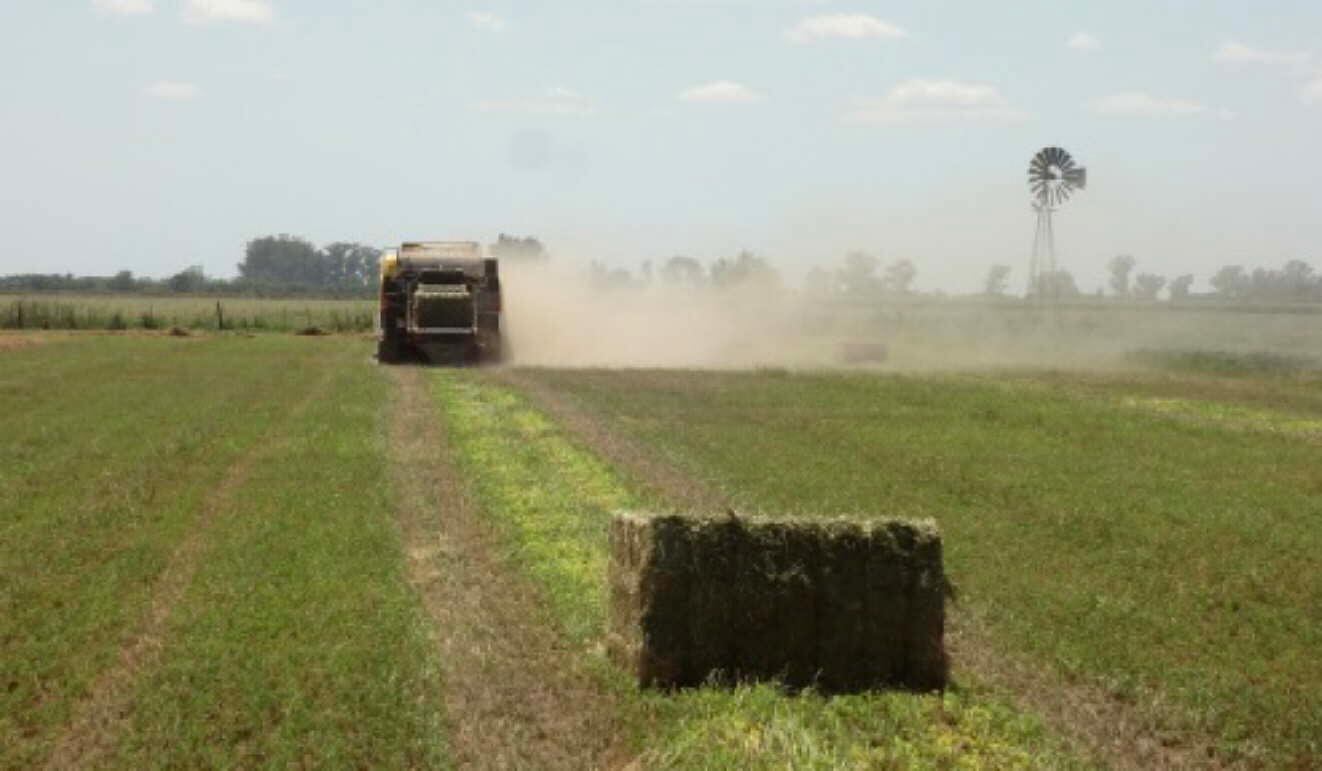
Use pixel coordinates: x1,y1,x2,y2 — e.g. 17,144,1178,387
608,511,948,693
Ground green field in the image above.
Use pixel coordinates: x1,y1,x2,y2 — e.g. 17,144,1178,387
515,365,1322,766
3,332,1319,768
1,294,374,332
1,336,444,768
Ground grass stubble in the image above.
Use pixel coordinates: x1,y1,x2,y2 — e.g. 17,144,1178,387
388,365,629,770
514,365,1321,768
9,330,1317,768
2,336,448,768
436,371,1081,769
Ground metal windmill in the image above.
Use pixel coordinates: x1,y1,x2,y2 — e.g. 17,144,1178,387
1027,146,1086,299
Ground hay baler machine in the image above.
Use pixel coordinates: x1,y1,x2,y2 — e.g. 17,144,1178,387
376,241,504,365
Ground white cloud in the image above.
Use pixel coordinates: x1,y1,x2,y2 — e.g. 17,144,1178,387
678,80,762,104
1214,41,1311,69
144,81,199,100
466,11,506,32
1216,42,1322,106
1067,32,1101,52
93,0,154,15
479,87,592,115
845,79,1026,125
1304,75,1322,105
787,14,907,44
1087,92,1207,117
184,0,273,24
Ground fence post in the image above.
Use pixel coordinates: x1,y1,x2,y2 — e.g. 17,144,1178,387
216,301,225,331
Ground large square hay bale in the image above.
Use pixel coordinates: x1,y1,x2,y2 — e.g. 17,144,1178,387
606,511,947,692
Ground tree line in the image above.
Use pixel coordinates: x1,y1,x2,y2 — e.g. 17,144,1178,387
968,255,1321,304
0,233,549,297
5,234,1318,304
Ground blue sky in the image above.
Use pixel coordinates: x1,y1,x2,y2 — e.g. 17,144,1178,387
1,1,1319,292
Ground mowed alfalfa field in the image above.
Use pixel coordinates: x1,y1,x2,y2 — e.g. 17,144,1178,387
2,332,1319,769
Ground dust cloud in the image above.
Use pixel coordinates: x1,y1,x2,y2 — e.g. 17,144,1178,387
498,261,1322,372
501,263,831,369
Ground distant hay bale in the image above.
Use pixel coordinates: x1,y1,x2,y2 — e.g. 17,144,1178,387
839,341,889,364
607,511,947,693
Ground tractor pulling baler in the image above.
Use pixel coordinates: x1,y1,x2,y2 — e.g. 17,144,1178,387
376,241,505,365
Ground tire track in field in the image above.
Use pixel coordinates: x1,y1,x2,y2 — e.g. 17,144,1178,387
488,369,729,513
43,367,337,770
388,366,631,771
491,367,1234,771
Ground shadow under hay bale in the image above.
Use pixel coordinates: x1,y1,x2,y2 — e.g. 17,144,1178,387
607,511,947,693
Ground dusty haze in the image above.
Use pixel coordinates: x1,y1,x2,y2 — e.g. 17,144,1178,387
501,261,1322,372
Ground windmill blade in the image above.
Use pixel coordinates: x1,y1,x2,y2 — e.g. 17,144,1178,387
1029,147,1087,203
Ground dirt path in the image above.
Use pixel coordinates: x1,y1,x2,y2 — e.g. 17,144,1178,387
43,370,335,770
388,366,631,770
493,367,1231,771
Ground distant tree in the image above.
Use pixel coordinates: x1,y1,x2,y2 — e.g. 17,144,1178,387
322,241,381,288
238,235,325,286
881,258,917,294
710,251,780,290
1108,254,1136,298
1210,265,1249,299
167,265,207,293
1280,259,1317,301
1133,273,1167,301
588,261,635,289
1169,274,1195,301
837,251,882,296
983,264,1011,296
659,255,705,286
489,234,548,262
108,270,136,292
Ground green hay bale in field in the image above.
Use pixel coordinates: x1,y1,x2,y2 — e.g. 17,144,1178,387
898,523,949,690
685,516,740,682
607,511,947,693
867,521,948,690
731,519,817,684
813,520,871,691
608,514,694,686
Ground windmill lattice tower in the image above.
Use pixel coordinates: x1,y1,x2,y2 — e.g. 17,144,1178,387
1027,146,1087,300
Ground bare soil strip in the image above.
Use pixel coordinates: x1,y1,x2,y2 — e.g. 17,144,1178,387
492,367,1230,770
0,332,46,351
43,371,335,770
388,367,630,770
